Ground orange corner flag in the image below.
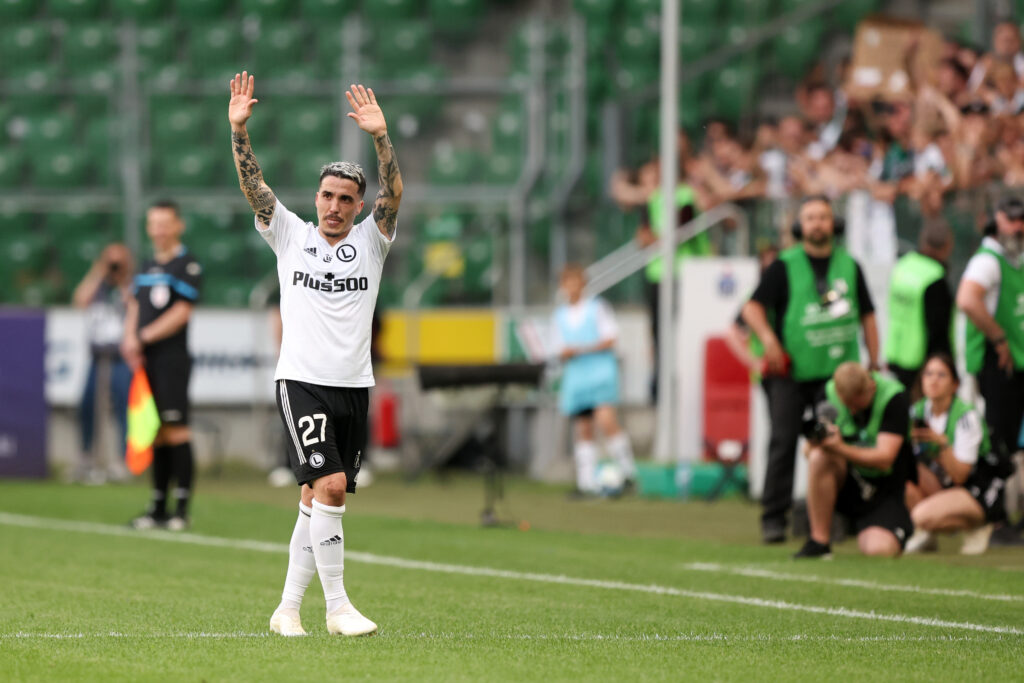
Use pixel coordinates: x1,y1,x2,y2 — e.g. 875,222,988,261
125,369,161,475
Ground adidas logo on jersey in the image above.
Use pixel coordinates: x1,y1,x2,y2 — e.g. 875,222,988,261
292,271,369,293
304,247,318,257
320,535,343,547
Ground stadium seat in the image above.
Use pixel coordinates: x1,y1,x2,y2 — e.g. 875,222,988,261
159,148,218,187
4,234,48,273
0,204,37,237
192,235,248,277
203,277,252,307
7,66,60,104
0,23,51,66
679,22,715,63
711,61,757,122
0,0,39,19
832,0,879,30
312,25,351,74
250,23,307,75
483,150,521,185
137,24,178,65
151,101,210,149
142,63,191,90
14,280,61,307
47,0,102,19
774,20,824,79
573,0,615,17
292,147,338,188
32,149,91,187
240,0,292,18
0,149,25,188
75,94,111,120
727,0,771,25
186,21,243,72
58,233,109,284
428,0,484,40
112,0,168,18
615,59,658,91
363,0,419,24
369,20,431,70
84,117,115,184
683,0,718,22
617,12,659,63
301,0,353,18
20,111,75,154
240,100,278,144
62,22,119,73
175,0,228,20
278,100,334,150
491,99,524,154
428,144,480,185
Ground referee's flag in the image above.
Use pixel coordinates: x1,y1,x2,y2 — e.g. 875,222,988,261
125,369,161,475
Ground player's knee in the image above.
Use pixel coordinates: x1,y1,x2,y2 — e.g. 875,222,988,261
859,530,901,557
313,472,347,506
910,503,937,531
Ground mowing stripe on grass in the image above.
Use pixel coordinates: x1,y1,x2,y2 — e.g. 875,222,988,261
1,512,1021,637
680,562,1024,603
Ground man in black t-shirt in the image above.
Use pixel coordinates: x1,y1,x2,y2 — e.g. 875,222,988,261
121,200,203,531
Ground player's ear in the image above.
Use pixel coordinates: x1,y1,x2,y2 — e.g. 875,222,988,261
359,199,365,212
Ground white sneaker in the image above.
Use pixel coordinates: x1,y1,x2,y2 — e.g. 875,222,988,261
129,514,163,530
326,603,377,636
270,608,307,636
165,516,188,532
960,523,994,555
904,530,937,554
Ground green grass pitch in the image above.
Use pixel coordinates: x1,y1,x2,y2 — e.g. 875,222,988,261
0,473,1022,682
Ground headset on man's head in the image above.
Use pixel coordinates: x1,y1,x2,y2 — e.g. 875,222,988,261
983,196,1024,236
791,194,846,241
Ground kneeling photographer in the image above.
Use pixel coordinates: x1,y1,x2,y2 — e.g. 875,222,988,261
904,353,1012,555
795,363,915,559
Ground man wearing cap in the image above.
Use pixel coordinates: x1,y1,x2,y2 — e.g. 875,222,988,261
957,198,1024,541
884,220,955,390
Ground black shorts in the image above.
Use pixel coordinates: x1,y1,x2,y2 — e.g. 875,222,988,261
145,350,192,426
836,473,914,548
276,379,368,491
966,472,1008,524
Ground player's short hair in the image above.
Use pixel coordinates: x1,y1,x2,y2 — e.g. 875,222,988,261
149,199,181,217
833,362,872,402
319,161,367,197
919,220,952,251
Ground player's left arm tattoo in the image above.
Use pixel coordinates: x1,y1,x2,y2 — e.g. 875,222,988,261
372,132,403,239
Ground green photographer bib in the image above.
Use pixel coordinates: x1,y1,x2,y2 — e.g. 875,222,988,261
965,246,1024,373
826,373,903,478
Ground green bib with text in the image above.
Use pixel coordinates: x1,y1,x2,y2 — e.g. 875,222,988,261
644,185,710,283
965,246,1024,373
826,373,904,477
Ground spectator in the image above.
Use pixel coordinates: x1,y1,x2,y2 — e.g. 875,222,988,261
71,243,134,484
794,362,916,558
759,116,811,201
741,196,879,543
967,20,1024,91
800,82,847,161
551,265,636,497
904,353,1012,555
884,220,954,391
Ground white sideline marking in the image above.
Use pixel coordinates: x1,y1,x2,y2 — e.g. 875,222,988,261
0,512,1021,637
681,562,1024,603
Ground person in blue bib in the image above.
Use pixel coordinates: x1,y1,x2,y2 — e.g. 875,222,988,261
552,265,636,496
904,353,1012,555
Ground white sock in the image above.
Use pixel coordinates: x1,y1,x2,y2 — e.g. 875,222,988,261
277,502,316,612
607,432,636,479
310,499,350,615
574,440,599,492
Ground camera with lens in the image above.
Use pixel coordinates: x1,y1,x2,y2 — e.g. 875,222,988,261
801,402,839,444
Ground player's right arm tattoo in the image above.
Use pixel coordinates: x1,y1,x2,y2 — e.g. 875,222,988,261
231,128,276,226
372,132,403,239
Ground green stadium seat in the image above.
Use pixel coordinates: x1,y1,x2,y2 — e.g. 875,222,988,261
0,204,38,236
186,21,243,71
428,145,480,185
159,148,218,187
585,18,612,59
193,235,248,277
48,0,102,18
137,24,178,65
363,0,419,24
184,210,238,235
112,0,168,18
301,0,353,18
774,20,824,79
250,23,307,75
142,63,191,89
151,101,210,149
4,234,48,272
483,150,520,184
833,0,879,30
312,25,347,74
369,20,430,69
0,23,51,66
614,59,657,91
202,276,251,306
711,61,757,122
8,66,60,105
727,0,771,25
573,0,616,17
683,0,718,22
175,0,228,20
84,117,115,184
0,149,25,188
15,280,61,307
263,64,319,92
240,100,277,143
278,101,334,149
623,0,659,16
21,111,76,151
617,13,659,63
75,94,110,119
491,99,524,154
0,0,39,19
63,22,118,72
47,209,106,239
241,0,292,18
71,65,120,93
292,147,338,188
32,149,90,187
58,233,109,284
428,0,483,40
679,22,716,63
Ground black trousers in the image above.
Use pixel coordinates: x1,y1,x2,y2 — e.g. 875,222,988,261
887,364,920,396
760,376,826,527
977,346,1024,461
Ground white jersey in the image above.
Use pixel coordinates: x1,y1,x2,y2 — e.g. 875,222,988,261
257,200,394,387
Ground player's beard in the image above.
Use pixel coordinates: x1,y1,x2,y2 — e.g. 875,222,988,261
321,214,349,237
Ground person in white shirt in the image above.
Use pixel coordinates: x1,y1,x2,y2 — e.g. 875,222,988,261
551,265,636,496
228,72,402,637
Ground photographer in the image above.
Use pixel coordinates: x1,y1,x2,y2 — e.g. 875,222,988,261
795,362,915,558
904,354,1010,555
742,195,879,543
957,197,1024,543
71,243,134,483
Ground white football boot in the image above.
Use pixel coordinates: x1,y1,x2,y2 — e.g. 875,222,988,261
325,603,377,636
904,530,937,554
269,608,307,636
960,523,994,556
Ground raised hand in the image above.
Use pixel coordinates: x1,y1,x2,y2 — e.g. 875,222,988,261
229,71,258,130
345,84,387,137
